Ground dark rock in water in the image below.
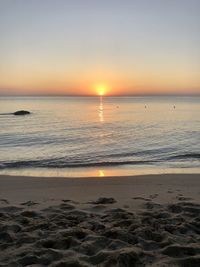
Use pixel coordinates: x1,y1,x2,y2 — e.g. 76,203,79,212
13,110,31,115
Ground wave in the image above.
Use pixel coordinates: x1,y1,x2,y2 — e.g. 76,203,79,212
166,153,200,160
0,159,153,169
0,113,13,116
0,152,199,169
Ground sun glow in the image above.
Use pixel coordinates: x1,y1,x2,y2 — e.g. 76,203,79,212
95,84,108,96
99,170,105,177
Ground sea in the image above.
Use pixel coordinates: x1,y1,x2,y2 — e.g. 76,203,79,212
0,96,199,177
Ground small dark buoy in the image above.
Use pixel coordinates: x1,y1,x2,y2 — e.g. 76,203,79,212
13,110,31,116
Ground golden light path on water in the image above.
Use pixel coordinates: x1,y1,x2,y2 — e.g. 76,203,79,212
99,96,104,123
98,170,105,177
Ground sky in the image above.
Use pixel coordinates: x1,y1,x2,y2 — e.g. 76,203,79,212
0,0,200,96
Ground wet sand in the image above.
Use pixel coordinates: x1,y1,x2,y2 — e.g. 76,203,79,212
0,173,200,266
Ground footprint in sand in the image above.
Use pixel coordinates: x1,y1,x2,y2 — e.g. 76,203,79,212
21,201,38,207
132,197,151,201
62,199,79,204
89,197,116,205
149,194,158,199
176,196,192,201
0,199,9,204
0,200,200,266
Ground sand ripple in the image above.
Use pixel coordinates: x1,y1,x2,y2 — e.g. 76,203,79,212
0,199,200,266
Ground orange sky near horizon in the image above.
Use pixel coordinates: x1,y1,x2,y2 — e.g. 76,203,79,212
0,65,199,96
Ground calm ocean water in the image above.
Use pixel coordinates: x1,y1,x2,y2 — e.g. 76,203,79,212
0,96,199,177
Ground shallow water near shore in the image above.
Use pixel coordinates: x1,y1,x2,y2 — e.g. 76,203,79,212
0,96,200,177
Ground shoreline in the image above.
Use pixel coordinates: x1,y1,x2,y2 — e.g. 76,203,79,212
1,166,200,178
1,171,200,179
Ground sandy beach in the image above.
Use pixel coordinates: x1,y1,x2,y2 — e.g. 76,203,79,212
0,173,199,266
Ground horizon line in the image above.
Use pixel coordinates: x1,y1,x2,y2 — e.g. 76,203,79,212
0,93,200,97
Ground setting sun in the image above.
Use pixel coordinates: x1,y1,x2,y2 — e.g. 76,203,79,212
95,84,108,96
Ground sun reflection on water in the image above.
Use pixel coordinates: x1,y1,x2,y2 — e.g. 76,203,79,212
99,96,104,123
98,169,105,177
